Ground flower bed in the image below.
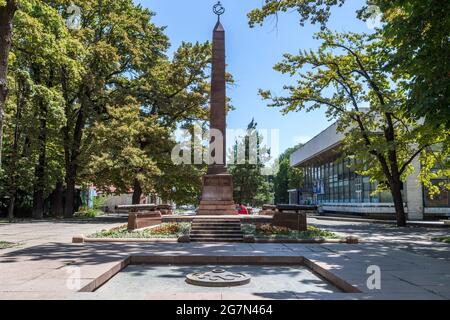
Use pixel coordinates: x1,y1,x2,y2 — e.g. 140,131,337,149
87,223,191,239
242,224,340,240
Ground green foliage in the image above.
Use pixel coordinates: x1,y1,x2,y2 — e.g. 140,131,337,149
260,30,449,198
1,0,79,205
273,144,303,204
83,41,212,205
228,120,274,207
74,208,99,218
1,0,217,217
248,0,450,128
248,0,345,28
364,1,450,128
93,195,107,211
258,28,449,225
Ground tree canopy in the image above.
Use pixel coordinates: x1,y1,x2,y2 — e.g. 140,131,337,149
248,0,450,128
273,144,303,204
259,30,449,225
228,119,274,207
0,0,216,219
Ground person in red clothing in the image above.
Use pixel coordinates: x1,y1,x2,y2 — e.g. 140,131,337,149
237,203,249,215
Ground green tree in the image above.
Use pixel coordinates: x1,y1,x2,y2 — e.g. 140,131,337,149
259,31,448,226
273,144,303,204
82,102,163,199
127,41,212,204
1,0,212,219
85,40,212,205
248,0,345,29
0,0,18,169
1,0,80,220
362,1,450,128
248,0,450,128
228,119,273,207
55,0,169,216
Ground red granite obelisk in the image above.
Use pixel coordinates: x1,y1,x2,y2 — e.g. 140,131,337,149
197,8,236,215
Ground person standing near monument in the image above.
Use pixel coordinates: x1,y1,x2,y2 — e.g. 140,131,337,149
237,203,249,215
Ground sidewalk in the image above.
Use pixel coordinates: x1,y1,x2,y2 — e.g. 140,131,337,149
0,241,449,300
1,217,449,300
0,216,126,255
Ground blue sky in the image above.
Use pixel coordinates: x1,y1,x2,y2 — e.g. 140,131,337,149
136,0,369,154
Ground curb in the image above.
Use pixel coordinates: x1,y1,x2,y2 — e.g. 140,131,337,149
73,235,359,244
313,216,449,228
72,235,178,243
252,236,359,244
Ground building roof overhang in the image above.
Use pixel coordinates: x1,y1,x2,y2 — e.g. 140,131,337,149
290,122,345,167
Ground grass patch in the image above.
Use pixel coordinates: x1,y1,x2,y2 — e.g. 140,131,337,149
433,236,450,244
0,241,17,250
242,224,340,240
88,223,191,239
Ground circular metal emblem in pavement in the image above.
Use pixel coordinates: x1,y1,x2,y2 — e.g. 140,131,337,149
186,269,251,287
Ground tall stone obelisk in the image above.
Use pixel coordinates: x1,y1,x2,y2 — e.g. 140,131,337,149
197,2,236,215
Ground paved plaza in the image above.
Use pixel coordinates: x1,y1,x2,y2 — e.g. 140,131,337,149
0,216,449,300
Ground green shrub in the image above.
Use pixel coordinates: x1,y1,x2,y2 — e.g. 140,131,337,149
93,196,107,210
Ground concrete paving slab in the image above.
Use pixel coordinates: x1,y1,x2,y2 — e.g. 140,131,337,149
1,217,449,300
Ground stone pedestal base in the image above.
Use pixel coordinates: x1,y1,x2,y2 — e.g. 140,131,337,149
272,212,307,232
127,211,162,230
197,174,236,215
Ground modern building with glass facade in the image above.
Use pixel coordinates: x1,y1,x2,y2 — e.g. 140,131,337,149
289,123,450,220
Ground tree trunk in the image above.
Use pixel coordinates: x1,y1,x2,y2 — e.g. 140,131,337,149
64,175,75,218
32,155,46,219
64,94,86,217
384,113,407,227
7,193,15,222
31,131,46,219
390,175,406,227
6,75,25,221
0,0,17,169
50,181,64,218
32,190,45,219
32,85,47,220
132,179,142,204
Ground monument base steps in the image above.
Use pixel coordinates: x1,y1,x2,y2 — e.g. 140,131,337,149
190,219,244,242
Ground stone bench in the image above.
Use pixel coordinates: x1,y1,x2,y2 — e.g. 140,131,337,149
259,204,277,216
269,205,318,232
127,211,162,231
116,204,157,212
116,204,174,215
276,204,318,214
156,204,174,216
272,211,307,232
